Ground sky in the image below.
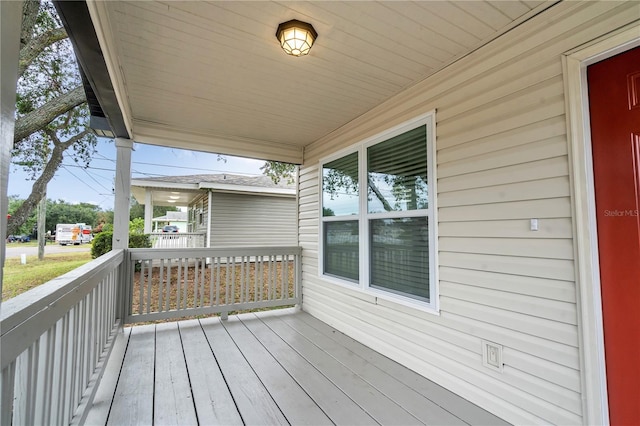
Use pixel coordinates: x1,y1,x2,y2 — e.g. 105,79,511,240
7,137,266,211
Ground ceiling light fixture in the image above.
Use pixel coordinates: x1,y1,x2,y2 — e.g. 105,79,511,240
276,19,317,57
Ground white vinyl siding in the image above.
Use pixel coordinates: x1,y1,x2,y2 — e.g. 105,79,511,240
189,194,208,234
298,2,640,425
210,192,296,247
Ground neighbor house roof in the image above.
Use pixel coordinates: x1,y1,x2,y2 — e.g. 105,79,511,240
152,211,188,222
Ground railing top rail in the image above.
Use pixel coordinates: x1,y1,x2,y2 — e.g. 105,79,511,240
1,249,125,338
129,245,302,260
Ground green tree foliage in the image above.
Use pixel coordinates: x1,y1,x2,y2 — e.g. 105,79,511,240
8,0,97,235
129,218,145,235
261,161,297,185
129,198,179,221
46,200,100,231
91,231,151,259
7,196,37,236
7,196,101,235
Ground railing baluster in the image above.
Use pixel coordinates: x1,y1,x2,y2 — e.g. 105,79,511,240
166,259,172,312
283,253,289,299
41,327,56,425
240,256,245,303
1,362,16,425
182,257,189,309
208,259,214,306
56,313,69,424
258,255,264,302
69,306,80,414
199,257,205,307
14,340,39,425
139,260,145,315
158,258,165,312
231,257,237,305
215,257,221,306
146,259,153,314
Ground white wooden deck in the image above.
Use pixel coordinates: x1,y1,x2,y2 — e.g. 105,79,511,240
86,309,509,426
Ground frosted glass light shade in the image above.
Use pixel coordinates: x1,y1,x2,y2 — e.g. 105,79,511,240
276,20,317,57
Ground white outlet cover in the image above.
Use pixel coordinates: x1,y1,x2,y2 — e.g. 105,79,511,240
482,340,504,372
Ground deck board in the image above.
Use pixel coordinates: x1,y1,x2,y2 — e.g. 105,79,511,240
200,317,288,425
259,313,422,425
178,319,243,425
295,311,511,426
218,316,333,425
239,314,377,425
89,308,510,425
277,312,466,426
107,326,154,426
154,322,197,425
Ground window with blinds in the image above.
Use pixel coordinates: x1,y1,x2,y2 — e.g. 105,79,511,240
319,113,438,309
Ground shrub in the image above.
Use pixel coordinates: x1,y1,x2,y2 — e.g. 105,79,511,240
91,231,151,259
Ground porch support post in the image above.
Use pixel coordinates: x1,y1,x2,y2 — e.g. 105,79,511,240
144,189,153,233
113,138,133,250
206,190,212,248
0,0,23,296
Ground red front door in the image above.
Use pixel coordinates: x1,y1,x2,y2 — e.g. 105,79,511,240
588,46,640,425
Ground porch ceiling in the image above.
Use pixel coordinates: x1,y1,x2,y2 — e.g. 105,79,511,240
81,1,550,163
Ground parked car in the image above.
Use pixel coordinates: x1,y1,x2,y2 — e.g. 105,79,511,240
162,225,179,233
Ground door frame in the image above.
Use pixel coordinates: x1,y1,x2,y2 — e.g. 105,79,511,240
563,23,640,426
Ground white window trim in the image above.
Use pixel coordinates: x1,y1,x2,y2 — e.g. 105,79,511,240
318,111,439,313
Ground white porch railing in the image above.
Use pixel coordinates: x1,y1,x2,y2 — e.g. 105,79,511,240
0,249,125,426
0,246,301,424
149,232,205,249
126,246,301,323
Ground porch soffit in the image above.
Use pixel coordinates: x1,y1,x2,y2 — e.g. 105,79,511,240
79,1,551,163
132,173,295,206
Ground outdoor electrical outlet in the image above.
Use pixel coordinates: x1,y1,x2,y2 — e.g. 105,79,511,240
482,341,504,372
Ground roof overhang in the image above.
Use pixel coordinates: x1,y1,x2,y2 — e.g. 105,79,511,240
54,1,557,164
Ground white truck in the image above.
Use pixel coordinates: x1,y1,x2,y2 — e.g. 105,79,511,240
55,223,93,245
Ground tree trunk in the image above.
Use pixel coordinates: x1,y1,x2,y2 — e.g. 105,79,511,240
38,192,46,260
8,141,67,235
13,85,86,144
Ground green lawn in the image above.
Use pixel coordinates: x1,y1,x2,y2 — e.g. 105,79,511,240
2,252,93,301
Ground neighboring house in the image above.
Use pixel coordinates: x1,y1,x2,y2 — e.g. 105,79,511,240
151,211,188,232
2,2,640,425
131,174,297,247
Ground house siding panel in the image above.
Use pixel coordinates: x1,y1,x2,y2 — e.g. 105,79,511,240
298,2,640,425
210,192,296,247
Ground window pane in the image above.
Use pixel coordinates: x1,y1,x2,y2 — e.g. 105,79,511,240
367,126,428,213
323,152,359,216
324,221,359,281
370,217,429,301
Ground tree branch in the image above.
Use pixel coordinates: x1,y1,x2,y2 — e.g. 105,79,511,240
19,26,68,77
367,176,393,212
14,85,86,144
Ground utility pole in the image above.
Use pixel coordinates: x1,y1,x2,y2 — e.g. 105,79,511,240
38,193,46,260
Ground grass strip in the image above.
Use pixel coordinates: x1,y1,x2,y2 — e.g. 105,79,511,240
2,252,92,301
